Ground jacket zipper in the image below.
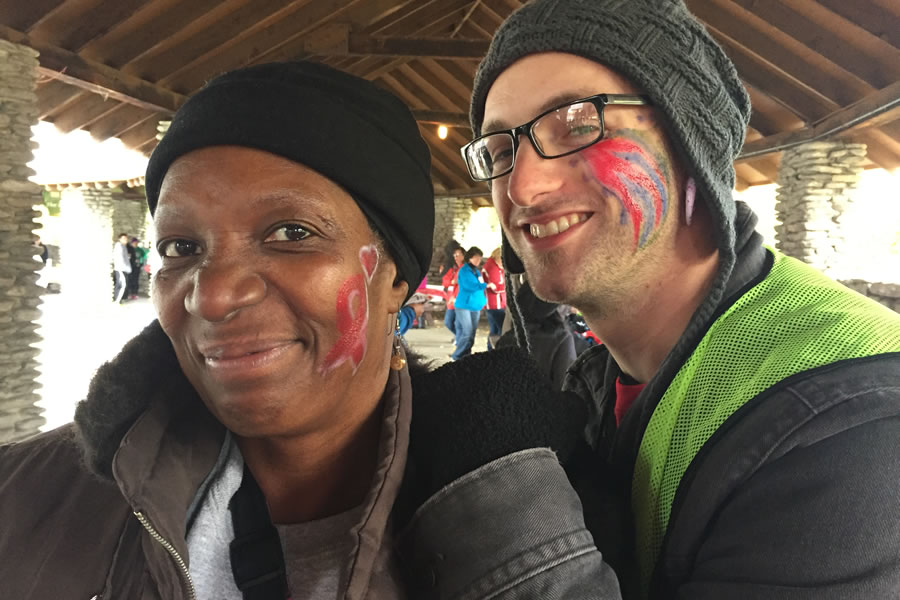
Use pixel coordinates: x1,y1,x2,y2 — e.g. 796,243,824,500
134,510,197,600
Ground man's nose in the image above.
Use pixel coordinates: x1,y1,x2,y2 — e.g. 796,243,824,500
184,255,267,322
505,138,565,208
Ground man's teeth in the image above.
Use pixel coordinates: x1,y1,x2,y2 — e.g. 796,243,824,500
529,214,587,239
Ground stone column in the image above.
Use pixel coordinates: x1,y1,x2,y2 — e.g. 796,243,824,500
59,187,150,306
0,40,45,442
774,140,867,274
431,197,474,281
59,187,115,307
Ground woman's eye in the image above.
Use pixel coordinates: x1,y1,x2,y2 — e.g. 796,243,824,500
158,239,201,258
266,224,311,242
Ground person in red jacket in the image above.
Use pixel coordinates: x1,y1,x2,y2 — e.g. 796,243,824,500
441,246,464,341
481,247,506,350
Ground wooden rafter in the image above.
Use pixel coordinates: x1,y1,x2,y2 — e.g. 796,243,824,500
0,24,185,113
738,80,900,160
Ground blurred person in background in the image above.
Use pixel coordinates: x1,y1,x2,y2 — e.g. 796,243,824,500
481,247,506,349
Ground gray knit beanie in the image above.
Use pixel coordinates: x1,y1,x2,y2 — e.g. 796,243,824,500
470,0,751,278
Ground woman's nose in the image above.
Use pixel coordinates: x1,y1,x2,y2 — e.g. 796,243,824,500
183,257,267,322
505,139,565,208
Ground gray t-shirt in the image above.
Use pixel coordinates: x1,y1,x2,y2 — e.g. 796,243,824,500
187,441,362,600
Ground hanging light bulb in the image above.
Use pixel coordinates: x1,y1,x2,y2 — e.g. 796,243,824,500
437,124,448,140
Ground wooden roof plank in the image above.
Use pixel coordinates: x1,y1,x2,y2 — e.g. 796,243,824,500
342,34,489,59
380,73,471,184
337,4,471,79
51,94,125,133
706,27,838,122
36,79,84,120
130,0,327,86
54,0,153,52
158,0,367,93
417,58,474,107
87,104,156,141
739,79,900,160
395,63,467,111
731,0,900,89
689,0,874,108
83,0,236,68
815,0,900,48
117,114,163,149
0,23,186,113
0,0,64,32
253,0,422,65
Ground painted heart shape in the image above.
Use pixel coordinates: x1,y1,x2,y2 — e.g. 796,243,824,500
359,245,379,282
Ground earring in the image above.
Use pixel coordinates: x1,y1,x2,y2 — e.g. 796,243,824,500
685,177,696,226
390,314,406,371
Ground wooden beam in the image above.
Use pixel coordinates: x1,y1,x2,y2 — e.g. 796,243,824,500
738,80,900,160
315,34,490,59
706,27,836,122
36,79,83,119
0,24,185,114
688,0,873,108
814,0,900,48
0,0,65,32
53,0,150,53
411,110,470,128
51,94,122,133
732,0,900,89
435,188,491,199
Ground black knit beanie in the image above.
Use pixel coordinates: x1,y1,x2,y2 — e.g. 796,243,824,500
469,0,751,281
145,61,434,298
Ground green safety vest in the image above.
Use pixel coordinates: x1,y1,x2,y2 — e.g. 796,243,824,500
632,249,900,594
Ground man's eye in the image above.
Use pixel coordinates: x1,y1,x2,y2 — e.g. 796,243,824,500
567,124,599,137
266,224,311,242
158,239,201,258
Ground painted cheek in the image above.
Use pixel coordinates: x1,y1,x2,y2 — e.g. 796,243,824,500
319,245,379,376
320,273,368,375
581,138,669,248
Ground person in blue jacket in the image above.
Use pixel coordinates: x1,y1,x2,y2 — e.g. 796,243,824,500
450,246,487,360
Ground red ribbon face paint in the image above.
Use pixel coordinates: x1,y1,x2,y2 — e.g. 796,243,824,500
581,136,669,248
319,245,379,375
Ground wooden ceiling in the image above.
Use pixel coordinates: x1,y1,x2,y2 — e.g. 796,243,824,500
1,0,898,196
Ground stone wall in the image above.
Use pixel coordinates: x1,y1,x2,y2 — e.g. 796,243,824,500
839,280,900,313
112,188,151,297
59,187,150,306
0,40,45,442
775,140,867,275
430,197,474,282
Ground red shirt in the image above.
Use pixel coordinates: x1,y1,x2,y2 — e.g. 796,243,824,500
481,258,506,310
614,377,646,426
441,264,461,310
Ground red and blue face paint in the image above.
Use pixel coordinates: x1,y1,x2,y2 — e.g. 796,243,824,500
319,245,379,375
581,134,670,248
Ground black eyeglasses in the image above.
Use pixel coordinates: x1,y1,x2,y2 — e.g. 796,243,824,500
461,94,652,182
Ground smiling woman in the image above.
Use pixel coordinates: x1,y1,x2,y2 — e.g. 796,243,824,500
0,61,437,600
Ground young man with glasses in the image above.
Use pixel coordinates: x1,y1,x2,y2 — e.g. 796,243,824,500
400,0,900,598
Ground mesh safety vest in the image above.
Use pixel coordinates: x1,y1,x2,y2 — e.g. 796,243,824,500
632,250,900,594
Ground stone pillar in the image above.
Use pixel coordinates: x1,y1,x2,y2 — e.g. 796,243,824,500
430,197,474,281
0,40,45,442
59,187,150,306
112,188,151,297
774,140,867,274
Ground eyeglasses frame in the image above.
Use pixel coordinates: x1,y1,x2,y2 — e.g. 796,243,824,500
461,93,653,182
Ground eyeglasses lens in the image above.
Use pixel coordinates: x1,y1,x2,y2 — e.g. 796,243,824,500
533,102,602,157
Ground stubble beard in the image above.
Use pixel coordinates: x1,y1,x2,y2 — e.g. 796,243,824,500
513,234,632,321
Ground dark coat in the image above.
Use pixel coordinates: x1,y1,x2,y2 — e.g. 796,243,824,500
0,321,419,600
